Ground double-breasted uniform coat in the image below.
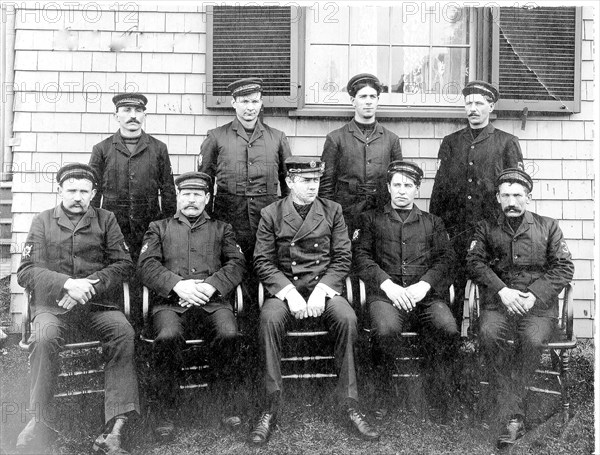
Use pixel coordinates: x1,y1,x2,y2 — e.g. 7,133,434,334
319,120,402,232
89,130,177,259
253,196,359,404
466,210,574,418
198,117,291,262
17,205,139,425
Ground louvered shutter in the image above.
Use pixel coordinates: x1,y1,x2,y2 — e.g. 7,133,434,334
491,7,581,113
206,6,299,108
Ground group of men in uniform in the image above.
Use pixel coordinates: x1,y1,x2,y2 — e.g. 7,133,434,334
14,74,573,453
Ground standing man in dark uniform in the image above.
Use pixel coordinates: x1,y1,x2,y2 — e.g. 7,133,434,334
249,157,379,445
16,163,139,454
353,161,459,420
466,169,573,448
138,172,246,441
198,78,292,265
319,73,402,233
430,81,523,319
89,93,177,261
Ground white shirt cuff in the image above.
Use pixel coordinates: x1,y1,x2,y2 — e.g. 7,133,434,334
316,283,339,298
275,284,295,301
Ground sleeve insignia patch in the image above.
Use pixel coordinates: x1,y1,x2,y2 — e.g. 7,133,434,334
140,243,148,255
236,244,243,254
123,241,129,252
197,154,203,168
352,229,360,241
469,240,477,251
22,243,33,260
561,241,570,254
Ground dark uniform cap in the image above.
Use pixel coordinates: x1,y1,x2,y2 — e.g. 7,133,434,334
112,93,148,110
387,160,424,186
175,172,212,191
56,163,98,186
347,73,382,97
496,168,533,193
228,78,263,97
285,156,325,175
462,80,499,103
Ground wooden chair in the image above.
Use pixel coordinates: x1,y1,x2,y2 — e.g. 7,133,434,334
466,280,577,424
19,283,130,398
257,278,353,380
140,285,243,390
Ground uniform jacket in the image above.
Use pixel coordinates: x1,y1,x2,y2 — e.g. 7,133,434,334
17,205,134,318
138,210,246,314
89,130,177,253
319,120,402,228
254,196,351,298
353,204,455,304
466,211,574,318
198,117,292,254
430,123,523,242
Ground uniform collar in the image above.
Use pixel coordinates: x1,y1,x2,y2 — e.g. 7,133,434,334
113,130,149,156
348,119,383,141
54,204,96,232
174,209,210,228
232,117,265,134
383,202,422,223
463,122,495,144
497,210,533,235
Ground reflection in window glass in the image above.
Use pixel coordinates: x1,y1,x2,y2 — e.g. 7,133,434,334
305,5,471,106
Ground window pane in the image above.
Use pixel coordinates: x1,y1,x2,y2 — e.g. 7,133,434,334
305,45,349,104
390,47,429,94
390,7,430,45
306,5,349,44
432,6,469,45
391,47,468,98
349,7,390,44
349,46,390,93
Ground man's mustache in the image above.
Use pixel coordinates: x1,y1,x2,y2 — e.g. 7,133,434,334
127,119,141,124
504,206,519,213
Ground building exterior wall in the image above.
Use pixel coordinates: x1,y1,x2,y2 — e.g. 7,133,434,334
7,4,595,336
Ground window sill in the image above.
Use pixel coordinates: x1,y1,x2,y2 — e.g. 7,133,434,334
288,105,474,120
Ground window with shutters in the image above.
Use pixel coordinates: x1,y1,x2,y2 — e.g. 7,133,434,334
491,7,581,113
205,5,299,108
205,5,581,115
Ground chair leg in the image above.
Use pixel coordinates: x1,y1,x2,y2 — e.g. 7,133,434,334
559,348,571,425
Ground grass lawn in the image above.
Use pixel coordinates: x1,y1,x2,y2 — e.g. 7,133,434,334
0,274,594,454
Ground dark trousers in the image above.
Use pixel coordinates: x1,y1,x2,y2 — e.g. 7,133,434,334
259,296,358,405
29,309,140,425
478,309,555,419
369,298,459,400
150,307,238,410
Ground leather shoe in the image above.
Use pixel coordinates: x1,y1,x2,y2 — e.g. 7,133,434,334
249,412,276,445
347,408,380,441
154,416,175,442
221,415,242,432
15,418,58,453
92,433,129,454
497,416,525,448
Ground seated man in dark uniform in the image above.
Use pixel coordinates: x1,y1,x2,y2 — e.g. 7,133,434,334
138,172,246,441
250,156,379,445
353,160,460,420
16,163,139,454
466,168,574,448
